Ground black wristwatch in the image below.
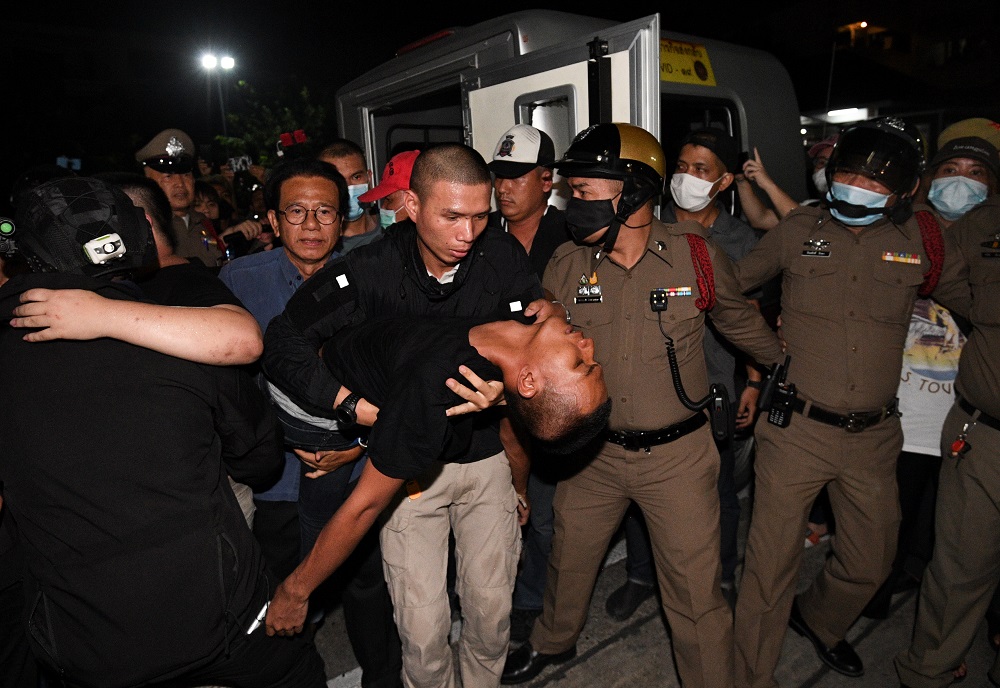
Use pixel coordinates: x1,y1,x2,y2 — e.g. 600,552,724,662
335,392,362,429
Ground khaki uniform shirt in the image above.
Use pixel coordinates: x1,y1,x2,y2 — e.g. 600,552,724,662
543,218,783,432
734,205,926,413
172,211,225,267
931,195,1000,417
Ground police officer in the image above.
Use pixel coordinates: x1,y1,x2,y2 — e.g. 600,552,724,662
895,193,1000,688
501,123,784,688
731,116,938,686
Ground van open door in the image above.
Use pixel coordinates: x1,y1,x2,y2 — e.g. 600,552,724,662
464,14,660,178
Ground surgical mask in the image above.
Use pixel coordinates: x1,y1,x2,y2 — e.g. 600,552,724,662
669,173,721,212
346,184,368,221
827,181,890,226
812,168,829,195
565,197,617,242
378,202,404,229
927,176,988,221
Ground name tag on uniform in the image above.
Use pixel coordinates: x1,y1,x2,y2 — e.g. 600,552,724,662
882,251,921,265
802,239,830,257
575,272,603,304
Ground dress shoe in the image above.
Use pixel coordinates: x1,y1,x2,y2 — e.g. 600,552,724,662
501,642,576,684
788,598,864,677
605,579,655,621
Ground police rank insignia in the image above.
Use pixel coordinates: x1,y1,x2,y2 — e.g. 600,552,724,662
575,271,602,304
882,251,921,265
982,234,1000,258
802,239,830,257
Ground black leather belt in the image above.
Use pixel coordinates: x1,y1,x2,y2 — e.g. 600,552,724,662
957,396,1000,432
606,413,707,452
792,397,899,433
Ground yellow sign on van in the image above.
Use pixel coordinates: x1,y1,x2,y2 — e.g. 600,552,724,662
659,39,717,87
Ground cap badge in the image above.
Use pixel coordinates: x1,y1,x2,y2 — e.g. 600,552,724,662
497,135,516,158
165,136,187,157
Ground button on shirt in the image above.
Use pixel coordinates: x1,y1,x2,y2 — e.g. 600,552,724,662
734,206,926,413
543,218,783,432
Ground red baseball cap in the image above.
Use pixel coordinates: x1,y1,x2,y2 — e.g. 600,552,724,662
357,150,420,203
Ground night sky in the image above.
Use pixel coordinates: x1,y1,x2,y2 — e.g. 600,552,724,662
4,1,999,215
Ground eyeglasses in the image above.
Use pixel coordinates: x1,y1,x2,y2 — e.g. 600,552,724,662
277,204,340,225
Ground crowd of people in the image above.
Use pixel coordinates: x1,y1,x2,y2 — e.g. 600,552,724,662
0,112,997,688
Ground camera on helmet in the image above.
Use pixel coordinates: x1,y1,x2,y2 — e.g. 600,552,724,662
82,233,127,265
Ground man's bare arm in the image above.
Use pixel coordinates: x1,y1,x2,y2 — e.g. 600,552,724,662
500,416,532,526
10,288,263,365
266,461,403,636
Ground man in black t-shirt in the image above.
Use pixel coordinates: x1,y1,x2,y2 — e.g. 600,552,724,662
266,313,609,634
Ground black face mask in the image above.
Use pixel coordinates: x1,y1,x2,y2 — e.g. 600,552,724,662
565,197,617,243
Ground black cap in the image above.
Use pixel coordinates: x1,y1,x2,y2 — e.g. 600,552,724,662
679,128,739,173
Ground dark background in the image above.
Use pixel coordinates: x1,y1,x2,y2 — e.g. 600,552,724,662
5,0,999,215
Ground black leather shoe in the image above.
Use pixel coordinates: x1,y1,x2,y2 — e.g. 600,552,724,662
501,642,576,684
605,580,655,621
788,598,864,677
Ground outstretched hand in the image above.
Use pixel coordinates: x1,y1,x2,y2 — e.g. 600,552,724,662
445,365,505,416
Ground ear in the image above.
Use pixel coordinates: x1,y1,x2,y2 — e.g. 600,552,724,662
403,189,419,220
515,364,540,399
540,168,554,193
267,209,280,236
716,171,735,193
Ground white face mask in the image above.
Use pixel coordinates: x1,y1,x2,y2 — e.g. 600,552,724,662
827,181,890,226
669,173,722,212
927,175,988,221
812,168,829,195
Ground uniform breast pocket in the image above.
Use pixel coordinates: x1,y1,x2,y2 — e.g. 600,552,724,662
786,259,842,320
869,264,923,324
574,302,616,337
640,296,701,366
970,269,1000,326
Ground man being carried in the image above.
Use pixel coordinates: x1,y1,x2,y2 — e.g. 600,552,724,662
266,313,610,637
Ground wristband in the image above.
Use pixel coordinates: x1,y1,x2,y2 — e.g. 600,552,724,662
746,379,763,390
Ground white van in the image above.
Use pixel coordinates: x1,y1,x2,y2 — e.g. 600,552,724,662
336,10,806,210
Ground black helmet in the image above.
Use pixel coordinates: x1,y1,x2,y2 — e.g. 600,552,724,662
826,116,925,198
555,122,665,213
15,177,156,279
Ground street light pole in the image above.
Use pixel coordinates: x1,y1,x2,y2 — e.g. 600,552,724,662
201,53,235,138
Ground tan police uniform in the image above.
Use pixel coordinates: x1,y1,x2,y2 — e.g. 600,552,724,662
896,195,1000,688
531,217,783,688
732,204,929,688
172,211,226,267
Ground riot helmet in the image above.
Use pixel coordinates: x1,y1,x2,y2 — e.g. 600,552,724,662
825,116,925,223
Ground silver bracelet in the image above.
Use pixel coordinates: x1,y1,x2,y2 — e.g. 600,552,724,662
551,300,571,324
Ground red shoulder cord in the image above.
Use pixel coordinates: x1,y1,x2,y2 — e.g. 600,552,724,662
915,210,944,297
685,233,716,311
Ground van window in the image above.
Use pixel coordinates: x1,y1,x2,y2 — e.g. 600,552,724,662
660,95,742,216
